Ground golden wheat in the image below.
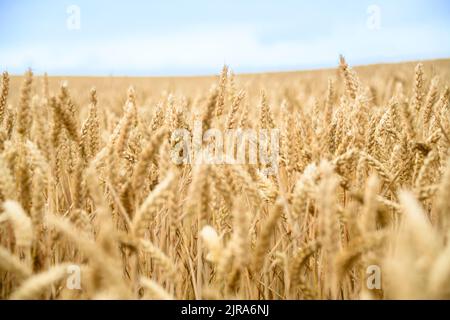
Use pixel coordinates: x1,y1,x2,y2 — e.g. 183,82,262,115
0,58,450,300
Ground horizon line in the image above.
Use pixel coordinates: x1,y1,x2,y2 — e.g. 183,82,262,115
5,56,450,79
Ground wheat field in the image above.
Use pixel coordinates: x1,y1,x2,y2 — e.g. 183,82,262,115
1,57,450,300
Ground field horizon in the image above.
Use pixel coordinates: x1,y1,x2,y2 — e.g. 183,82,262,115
7,58,450,108
8,57,450,79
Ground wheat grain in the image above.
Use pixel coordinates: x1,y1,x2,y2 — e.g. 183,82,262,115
0,58,449,300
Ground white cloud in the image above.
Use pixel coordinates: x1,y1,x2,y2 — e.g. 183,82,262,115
1,24,449,75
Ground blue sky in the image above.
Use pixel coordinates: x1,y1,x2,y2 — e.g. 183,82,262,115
1,0,449,76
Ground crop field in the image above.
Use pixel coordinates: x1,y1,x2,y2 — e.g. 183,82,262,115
0,57,450,299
